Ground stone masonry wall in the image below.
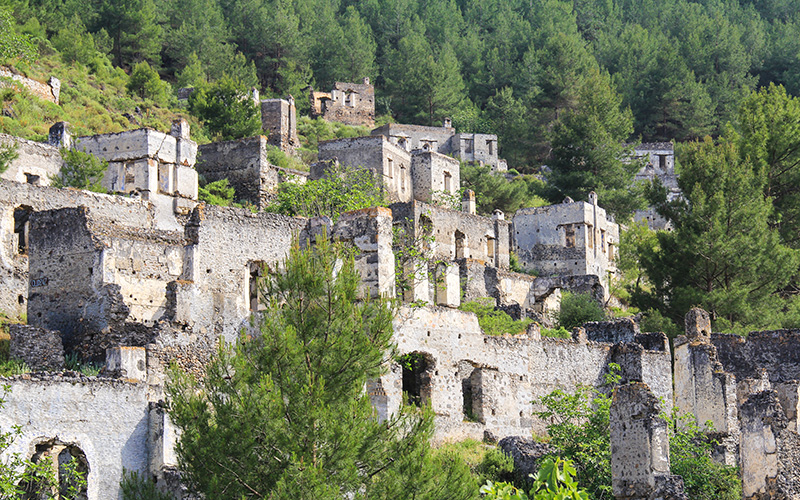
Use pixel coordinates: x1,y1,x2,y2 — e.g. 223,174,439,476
386,306,672,442
196,136,278,209
0,134,63,186
0,376,149,500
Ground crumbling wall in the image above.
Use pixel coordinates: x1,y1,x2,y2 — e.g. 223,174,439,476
309,79,375,127
0,179,155,318
513,196,618,299
317,136,412,203
386,306,672,442
9,324,65,370
26,206,184,357
0,376,149,500
410,150,460,204
391,200,510,268
76,123,198,200
196,135,278,209
0,134,63,186
261,98,299,152
174,204,305,342
0,66,60,103
610,381,687,500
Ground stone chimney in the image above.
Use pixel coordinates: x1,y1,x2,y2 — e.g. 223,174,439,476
443,117,452,128
462,189,476,215
363,77,370,85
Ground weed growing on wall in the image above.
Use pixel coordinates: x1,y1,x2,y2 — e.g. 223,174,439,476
459,298,532,336
53,147,108,192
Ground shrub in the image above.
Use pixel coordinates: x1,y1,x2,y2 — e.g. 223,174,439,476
120,469,175,500
480,458,589,500
198,178,235,206
460,298,532,336
53,148,108,192
640,308,682,338
555,292,605,330
188,75,260,141
0,142,17,174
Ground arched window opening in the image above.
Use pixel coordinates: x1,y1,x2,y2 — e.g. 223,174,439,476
21,440,89,500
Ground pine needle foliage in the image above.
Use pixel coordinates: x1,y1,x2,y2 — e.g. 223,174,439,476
167,235,477,500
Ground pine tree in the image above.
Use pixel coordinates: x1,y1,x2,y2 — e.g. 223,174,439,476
167,236,477,500
643,137,799,329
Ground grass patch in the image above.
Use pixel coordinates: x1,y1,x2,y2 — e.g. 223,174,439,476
0,312,30,376
459,298,532,336
434,439,514,488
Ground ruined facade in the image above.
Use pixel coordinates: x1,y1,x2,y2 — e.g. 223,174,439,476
631,143,680,231
512,192,619,300
309,79,375,127
196,135,308,209
371,121,507,172
316,135,413,203
261,97,300,152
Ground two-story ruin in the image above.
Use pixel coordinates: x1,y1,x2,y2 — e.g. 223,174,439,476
309,79,375,127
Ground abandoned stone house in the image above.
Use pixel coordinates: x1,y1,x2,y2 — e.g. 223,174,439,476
371,120,508,172
309,78,376,127
631,142,681,231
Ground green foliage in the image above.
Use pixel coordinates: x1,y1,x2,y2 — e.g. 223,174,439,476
461,163,549,216
265,145,308,172
198,178,235,207
546,68,643,220
0,7,37,64
64,353,102,376
434,439,515,488
534,366,620,499
188,75,261,141
392,217,436,297
554,292,605,330
666,410,741,500
120,469,175,500
53,148,108,192
268,163,385,221
127,61,170,104
541,327,571,339
480,458,589,500
0,142,18,174
640,309,681,339
642,137,799,329
167,236,476,499
460,298,532,336
296,116,371,153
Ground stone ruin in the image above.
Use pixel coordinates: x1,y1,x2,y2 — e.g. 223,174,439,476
2,109,799,500
0,65,61,104
309,78,375,127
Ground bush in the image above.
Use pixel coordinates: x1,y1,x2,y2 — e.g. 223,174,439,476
668,410,741,500
640,309,682,338
460,298,532,336
53,148,108,192
555,292,605,330
120,469,175,500
0,142,18,174
198,178,235,206
480,458,589,500
541,326,571,338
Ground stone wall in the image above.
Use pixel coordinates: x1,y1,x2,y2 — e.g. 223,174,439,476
410,150,460,204
386,306,673,441
26,206,185,357
196,135,278,209
9,324,65,370
0,134,63,186
513,195,618,298
309,79,375,127
0,376,149,500
0,179,155,318
0,66,60,103
76,124,198,200
391,200,510,268
261,98,299,152
317,135,412,203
